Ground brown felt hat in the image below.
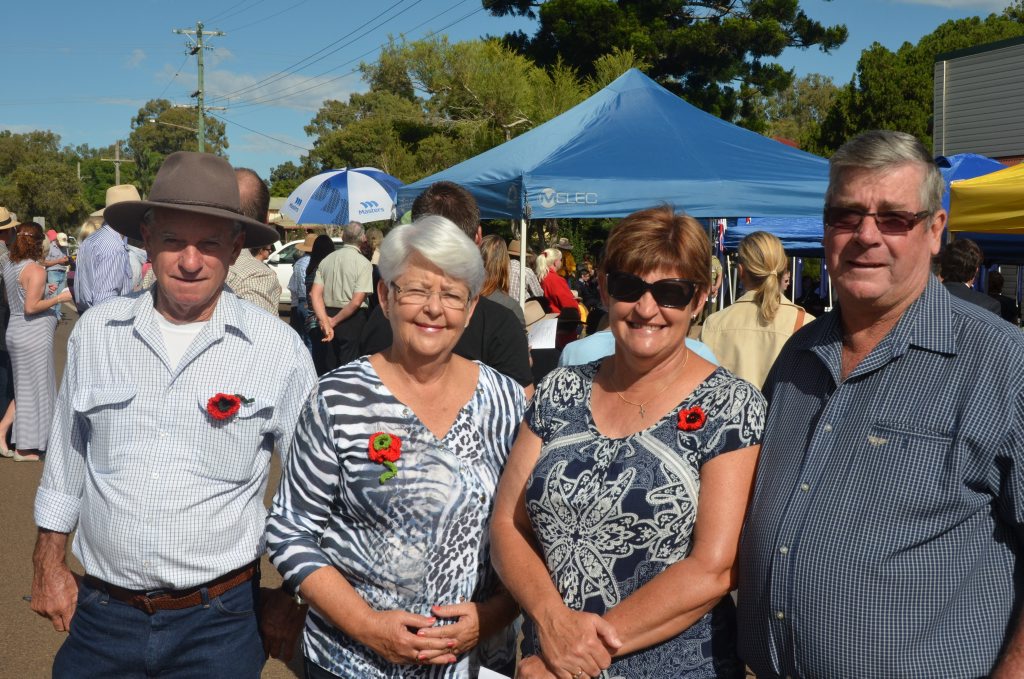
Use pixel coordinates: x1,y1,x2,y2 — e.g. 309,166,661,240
104,152,278,247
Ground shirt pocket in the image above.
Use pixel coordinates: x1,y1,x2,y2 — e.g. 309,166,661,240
72,384,137,473
191,395,275,482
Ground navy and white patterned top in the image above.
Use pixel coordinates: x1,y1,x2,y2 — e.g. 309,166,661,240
738,276,1024,678
267,357,527,678
523,362,765,678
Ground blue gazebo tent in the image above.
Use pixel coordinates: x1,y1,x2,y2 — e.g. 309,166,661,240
397,69,829,220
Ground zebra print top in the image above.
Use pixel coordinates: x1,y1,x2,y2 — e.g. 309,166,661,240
267,356,527,678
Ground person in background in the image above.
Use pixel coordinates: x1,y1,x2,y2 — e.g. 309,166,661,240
289,234,316,353
43,229,69,320
74,185,137,313
305,235,340,375
480,234,526,326
507,239,543,302
4,223,71,461
310,221,373,372
536,247,577,313
366,226,384,265
268,216,524,677
739,130,1024,678
493,206,764,679
553,237,576,280
226,168,283,315
939,238,1001,316
0,208,18,455
700,231,813,389
988,270,1019,325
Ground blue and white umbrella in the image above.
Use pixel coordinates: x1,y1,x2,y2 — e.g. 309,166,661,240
281,167,404,225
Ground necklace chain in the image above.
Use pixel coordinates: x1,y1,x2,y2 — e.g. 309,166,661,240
614,350,689,418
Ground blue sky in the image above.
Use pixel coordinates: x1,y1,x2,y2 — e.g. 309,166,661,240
0,0,1014,181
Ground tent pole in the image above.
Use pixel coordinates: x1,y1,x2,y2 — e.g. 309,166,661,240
519,218,528,306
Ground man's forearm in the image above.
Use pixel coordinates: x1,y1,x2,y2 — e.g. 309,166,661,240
33,529,70,571
992,616,1024,678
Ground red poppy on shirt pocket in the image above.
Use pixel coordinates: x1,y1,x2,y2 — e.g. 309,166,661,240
72,385,138,474
192,396,274,482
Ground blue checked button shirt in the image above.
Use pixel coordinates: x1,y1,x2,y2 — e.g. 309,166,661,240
35,288,317,590
738,276,1024,678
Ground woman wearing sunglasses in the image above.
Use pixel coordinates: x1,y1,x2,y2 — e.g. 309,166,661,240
492,206,765,679
700,231,814,389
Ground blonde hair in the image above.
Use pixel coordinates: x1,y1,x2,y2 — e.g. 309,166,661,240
737,231,788,325
78,215,104,241
535,247,562,282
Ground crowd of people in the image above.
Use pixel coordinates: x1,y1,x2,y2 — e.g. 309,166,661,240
9,128,1024,679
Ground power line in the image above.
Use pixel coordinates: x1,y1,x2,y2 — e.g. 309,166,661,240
209,112,311,152
207,0,416,103
214,0,270,25
223,0,312,33
225,2,483,111
205,0,255,24
158,54,193,100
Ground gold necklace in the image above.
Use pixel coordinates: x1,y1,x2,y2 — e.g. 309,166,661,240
614,350,689,418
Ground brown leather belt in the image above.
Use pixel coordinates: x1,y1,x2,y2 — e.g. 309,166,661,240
84,562,257,615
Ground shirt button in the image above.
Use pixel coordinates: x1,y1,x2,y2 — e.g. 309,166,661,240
823,423,832,432
143,561,151,569
779,545,789,555
775,610,785,620
159,431,167,438
800,482,810,492
151,473,159,480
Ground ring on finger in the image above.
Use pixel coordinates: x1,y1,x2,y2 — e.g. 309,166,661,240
572,670,584,679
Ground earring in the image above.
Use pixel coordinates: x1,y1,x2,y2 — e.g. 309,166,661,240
691,313,697,320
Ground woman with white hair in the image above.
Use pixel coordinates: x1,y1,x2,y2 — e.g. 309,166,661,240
267,215,526,678
536,247,577,313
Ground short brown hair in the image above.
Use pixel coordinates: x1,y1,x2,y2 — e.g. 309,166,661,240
601,206,711,293
411,181,479,238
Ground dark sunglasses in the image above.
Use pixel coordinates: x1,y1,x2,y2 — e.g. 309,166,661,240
606,271,697,308
824,206,932,233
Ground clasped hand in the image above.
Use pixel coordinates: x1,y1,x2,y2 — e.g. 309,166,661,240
528,606,621,679
360,601,482,667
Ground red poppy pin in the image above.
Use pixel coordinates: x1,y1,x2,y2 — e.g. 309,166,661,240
678,405,707,432
206,393,254,421
368,432,402,484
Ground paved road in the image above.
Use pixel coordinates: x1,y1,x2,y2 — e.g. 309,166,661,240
0,306,303,678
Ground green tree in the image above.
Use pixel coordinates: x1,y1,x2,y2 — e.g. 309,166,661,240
484,0,847,129
125,99,228,194
268,161,305,197
0,130,89,229
759,73,838,153
73,142,139,211
815,11,1024,154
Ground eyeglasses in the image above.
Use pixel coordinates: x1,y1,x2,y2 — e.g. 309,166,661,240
824,206,932,233
390,283,469,310
606,271,697,308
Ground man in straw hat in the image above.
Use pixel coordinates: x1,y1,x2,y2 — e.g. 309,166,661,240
30,152,317,676
73,184,139,313
507,238,542,301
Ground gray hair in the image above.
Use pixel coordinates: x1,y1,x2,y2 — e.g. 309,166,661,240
378,215,485,298
826,130,944,214
342,221,365,244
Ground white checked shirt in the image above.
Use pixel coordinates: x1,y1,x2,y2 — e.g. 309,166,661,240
35,288,317,590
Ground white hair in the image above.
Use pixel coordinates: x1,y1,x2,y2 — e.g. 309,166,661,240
378,215,485,298
535,247,561,281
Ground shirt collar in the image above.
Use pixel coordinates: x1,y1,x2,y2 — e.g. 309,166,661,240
106,285,254,345
794,274,956,370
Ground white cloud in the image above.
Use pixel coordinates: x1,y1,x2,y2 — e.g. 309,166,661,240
125,49,146,68
203,68,363,112
892,0,1008,8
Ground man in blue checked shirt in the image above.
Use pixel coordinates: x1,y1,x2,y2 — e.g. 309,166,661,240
30,152,317,678
73,184,137,313
738,130,1024,678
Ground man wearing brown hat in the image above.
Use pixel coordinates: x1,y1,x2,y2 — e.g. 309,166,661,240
507,239,542,302
30,152,317,677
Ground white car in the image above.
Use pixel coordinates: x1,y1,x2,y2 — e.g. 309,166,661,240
267,237,343,305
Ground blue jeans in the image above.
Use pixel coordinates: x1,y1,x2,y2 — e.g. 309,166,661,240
53,576,265,678
290,299,313,354
47,270,66,320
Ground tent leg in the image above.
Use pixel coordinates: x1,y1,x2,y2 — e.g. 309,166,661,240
519,218,528,306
